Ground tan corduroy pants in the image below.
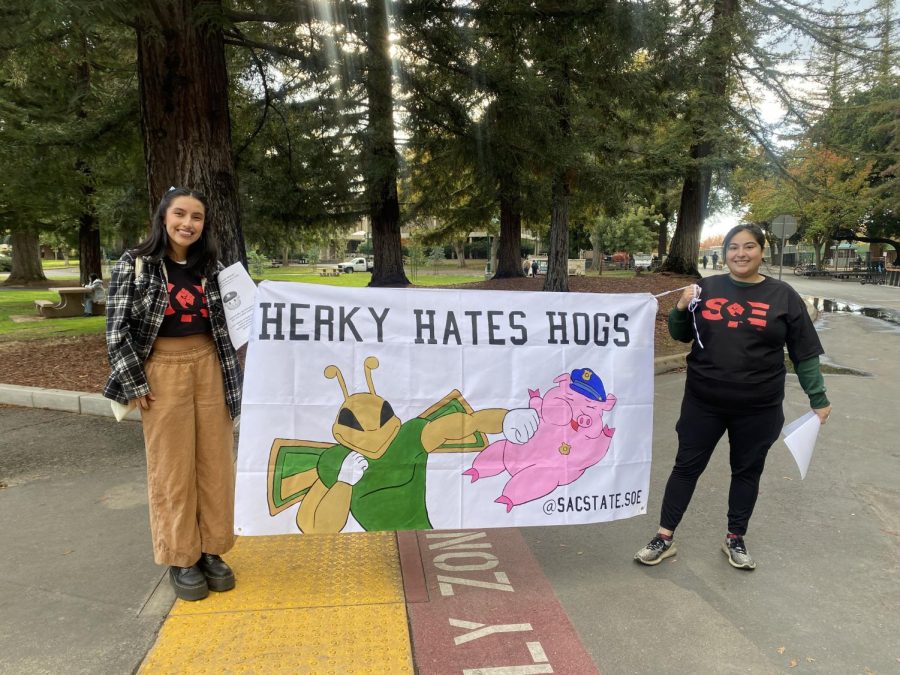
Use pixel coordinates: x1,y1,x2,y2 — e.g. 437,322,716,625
141,337,236,567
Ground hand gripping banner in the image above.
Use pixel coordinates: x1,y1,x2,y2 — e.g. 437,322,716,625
235,282,657,535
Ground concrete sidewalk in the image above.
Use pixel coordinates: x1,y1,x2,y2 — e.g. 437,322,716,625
525,299,900,673
0,408,165,674
2,276,899,673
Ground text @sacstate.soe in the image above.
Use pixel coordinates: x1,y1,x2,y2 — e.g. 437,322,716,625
543,491,643,515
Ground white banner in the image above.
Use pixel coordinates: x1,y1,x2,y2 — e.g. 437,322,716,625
235,281,657,535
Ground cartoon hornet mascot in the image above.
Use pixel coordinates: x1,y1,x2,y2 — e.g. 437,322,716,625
267,356,538,533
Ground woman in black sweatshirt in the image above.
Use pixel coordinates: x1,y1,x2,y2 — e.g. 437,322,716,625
634,224,831,570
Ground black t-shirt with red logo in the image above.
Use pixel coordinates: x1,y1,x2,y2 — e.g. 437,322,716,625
157,258,212,337
686,275,823,408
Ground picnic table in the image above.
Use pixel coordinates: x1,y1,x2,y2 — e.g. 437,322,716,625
34,287,104,318
318,266,341,277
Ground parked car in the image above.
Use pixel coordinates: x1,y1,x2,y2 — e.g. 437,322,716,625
336,256,374,273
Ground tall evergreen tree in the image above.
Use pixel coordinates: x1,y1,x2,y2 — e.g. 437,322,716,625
399,0,544,279
660,0,883,275
134,0,246,266
363,0,409,285
1,1,141,284
662,0,740,275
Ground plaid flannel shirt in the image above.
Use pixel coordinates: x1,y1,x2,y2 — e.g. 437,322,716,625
103,251,243,419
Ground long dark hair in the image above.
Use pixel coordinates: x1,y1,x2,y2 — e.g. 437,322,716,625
722,223,766,257
132,187,219,274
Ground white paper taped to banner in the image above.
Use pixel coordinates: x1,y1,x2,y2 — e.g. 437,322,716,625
234,282,658,535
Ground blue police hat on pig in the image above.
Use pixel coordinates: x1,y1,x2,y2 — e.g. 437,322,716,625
569,368,607,402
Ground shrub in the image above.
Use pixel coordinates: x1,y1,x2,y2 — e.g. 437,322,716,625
246,250,267,276
465,239,490,259
0,256,11,272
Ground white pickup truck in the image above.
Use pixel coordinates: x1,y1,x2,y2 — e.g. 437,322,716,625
336,256,374,273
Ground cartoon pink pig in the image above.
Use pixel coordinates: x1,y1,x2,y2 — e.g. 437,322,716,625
463,368,616,512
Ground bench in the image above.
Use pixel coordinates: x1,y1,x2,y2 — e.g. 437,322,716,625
34,287,105,318
831,270,871,282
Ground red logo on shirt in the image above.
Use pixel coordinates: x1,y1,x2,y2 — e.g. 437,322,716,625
701,298,770,329
175,287,196,309
167,283,208,323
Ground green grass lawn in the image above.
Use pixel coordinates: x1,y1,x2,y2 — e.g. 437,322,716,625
0,290,104,341
41,260,80,269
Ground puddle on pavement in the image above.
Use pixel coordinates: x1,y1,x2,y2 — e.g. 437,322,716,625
800,297,899,376
810,298,900,327
785,355,869,376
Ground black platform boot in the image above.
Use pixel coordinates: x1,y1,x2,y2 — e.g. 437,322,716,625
198,553,236,592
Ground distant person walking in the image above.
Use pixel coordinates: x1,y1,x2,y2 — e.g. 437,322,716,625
531,259,539,277
104,187,243,601
634,223,831,570
711,251,719,269
702,255,708,269
82,273,105,316
523,260,530,276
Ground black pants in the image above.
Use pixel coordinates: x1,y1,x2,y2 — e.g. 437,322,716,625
659,392,784,536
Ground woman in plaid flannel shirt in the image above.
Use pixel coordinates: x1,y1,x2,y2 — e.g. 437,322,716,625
105,187,242,601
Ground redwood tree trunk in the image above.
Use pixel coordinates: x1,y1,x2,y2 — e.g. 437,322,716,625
495,192,524,278
365,0,409,286
78,208,102,285
661,0,739,276
135,0,246,267
666,141,711,276
544,172,571,292
75,48,103,284
4,230,47,286
544,56,572,293
76,160,102,284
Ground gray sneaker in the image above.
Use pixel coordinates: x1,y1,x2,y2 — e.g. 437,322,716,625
722,535,756,570
634,536,676,565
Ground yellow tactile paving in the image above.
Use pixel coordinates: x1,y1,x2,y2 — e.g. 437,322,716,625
171,532,405,615
139,533,413,673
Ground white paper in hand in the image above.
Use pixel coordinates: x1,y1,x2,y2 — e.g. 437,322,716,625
782,411,821,479
218,262,258,349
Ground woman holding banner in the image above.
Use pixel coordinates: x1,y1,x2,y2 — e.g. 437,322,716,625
634,224,831,570
104,187,242,600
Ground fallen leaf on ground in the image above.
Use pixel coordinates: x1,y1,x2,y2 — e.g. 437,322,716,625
806,657,815,663
788,659,798,668
776,647,786,655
